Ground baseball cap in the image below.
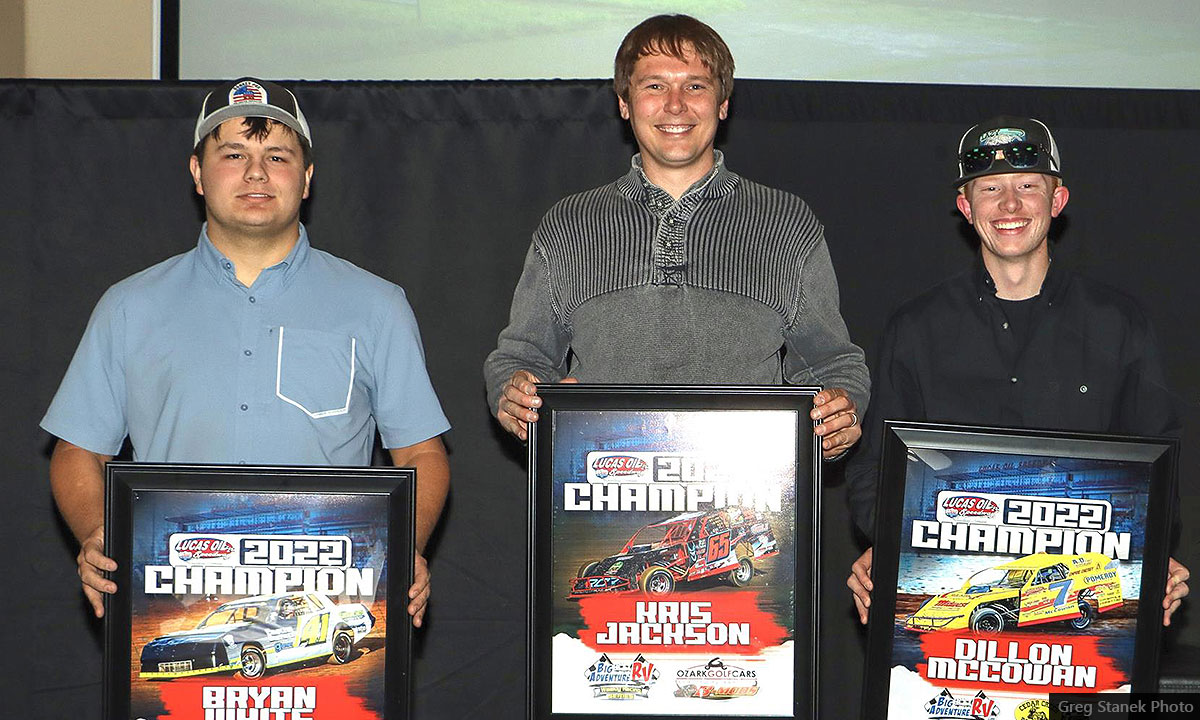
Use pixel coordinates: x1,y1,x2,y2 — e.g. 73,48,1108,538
956,116,1060,186
193,77,312,149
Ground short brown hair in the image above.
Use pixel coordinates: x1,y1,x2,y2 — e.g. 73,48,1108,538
614,15,734,103
193,117,313,169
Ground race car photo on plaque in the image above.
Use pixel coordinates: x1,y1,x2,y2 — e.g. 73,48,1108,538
103,463,415,720
529,385,821,720
861,422,1177,720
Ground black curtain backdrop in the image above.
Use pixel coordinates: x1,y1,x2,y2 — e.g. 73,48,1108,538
2,79,1198,718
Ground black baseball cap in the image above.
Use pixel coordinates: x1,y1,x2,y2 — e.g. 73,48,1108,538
193,77,312,149
956,116,1060,186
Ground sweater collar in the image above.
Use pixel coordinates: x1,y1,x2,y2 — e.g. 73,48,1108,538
616,150,740,205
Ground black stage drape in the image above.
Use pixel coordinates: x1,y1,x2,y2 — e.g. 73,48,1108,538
2,79,1198,717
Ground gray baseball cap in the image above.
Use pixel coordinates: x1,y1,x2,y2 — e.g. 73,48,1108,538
193,77,312,149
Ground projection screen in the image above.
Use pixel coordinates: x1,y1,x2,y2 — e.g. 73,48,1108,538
177,0,1200,89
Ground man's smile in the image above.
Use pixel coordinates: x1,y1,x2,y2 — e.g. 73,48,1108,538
991,218,1031,232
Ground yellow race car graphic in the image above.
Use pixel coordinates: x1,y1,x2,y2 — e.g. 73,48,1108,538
905,552,1121,633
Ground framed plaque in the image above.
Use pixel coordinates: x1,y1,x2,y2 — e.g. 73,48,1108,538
862,422,1177,720
103,463,414,720
529,385,821,719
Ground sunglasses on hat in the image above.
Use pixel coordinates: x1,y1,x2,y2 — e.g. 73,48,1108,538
960,142,1049,176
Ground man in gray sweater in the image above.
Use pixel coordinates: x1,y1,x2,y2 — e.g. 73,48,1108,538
484,14,868,457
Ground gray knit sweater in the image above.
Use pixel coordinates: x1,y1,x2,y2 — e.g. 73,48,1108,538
484,152,870,415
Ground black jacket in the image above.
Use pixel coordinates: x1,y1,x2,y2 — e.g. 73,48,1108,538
847,257,1180,539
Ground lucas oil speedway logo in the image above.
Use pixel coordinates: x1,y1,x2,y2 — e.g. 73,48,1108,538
591,455,649,479
585,654,660,700
923,688,999,719
674,657,759,699
940,495,1000,520
173,536,236,561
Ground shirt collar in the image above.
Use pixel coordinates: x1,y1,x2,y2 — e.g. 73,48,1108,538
616,150,741,205
973,252,1067,305
197,222,311,291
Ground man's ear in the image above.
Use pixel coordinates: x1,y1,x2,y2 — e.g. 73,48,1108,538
303,163,314,200
189,154,204,196
617,95,630,120
1050,184,1070,218
955,191,973,224
718,99,728,121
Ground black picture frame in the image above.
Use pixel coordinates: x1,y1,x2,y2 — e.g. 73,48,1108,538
862,422,1177,720
529,385,822,720
157,0,179,80
103,463,415,720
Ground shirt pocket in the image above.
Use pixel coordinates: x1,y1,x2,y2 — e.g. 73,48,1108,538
275,326,357,418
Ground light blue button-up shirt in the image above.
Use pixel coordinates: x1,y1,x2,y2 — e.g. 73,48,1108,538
42,225,449,465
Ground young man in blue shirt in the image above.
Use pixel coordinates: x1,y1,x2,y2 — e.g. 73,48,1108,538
43,78,451,626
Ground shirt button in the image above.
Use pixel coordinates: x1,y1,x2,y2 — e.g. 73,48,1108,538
1010,377,1018,384
238,459,247,465
244,349,252,356
248,296,256,303
224,262,232,270
240,403,249,411
1002,322,1009,330
1080,385,1088,393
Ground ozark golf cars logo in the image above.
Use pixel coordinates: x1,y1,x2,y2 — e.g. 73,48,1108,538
674,657,759,699
923,688,999,719
584,654,659,700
